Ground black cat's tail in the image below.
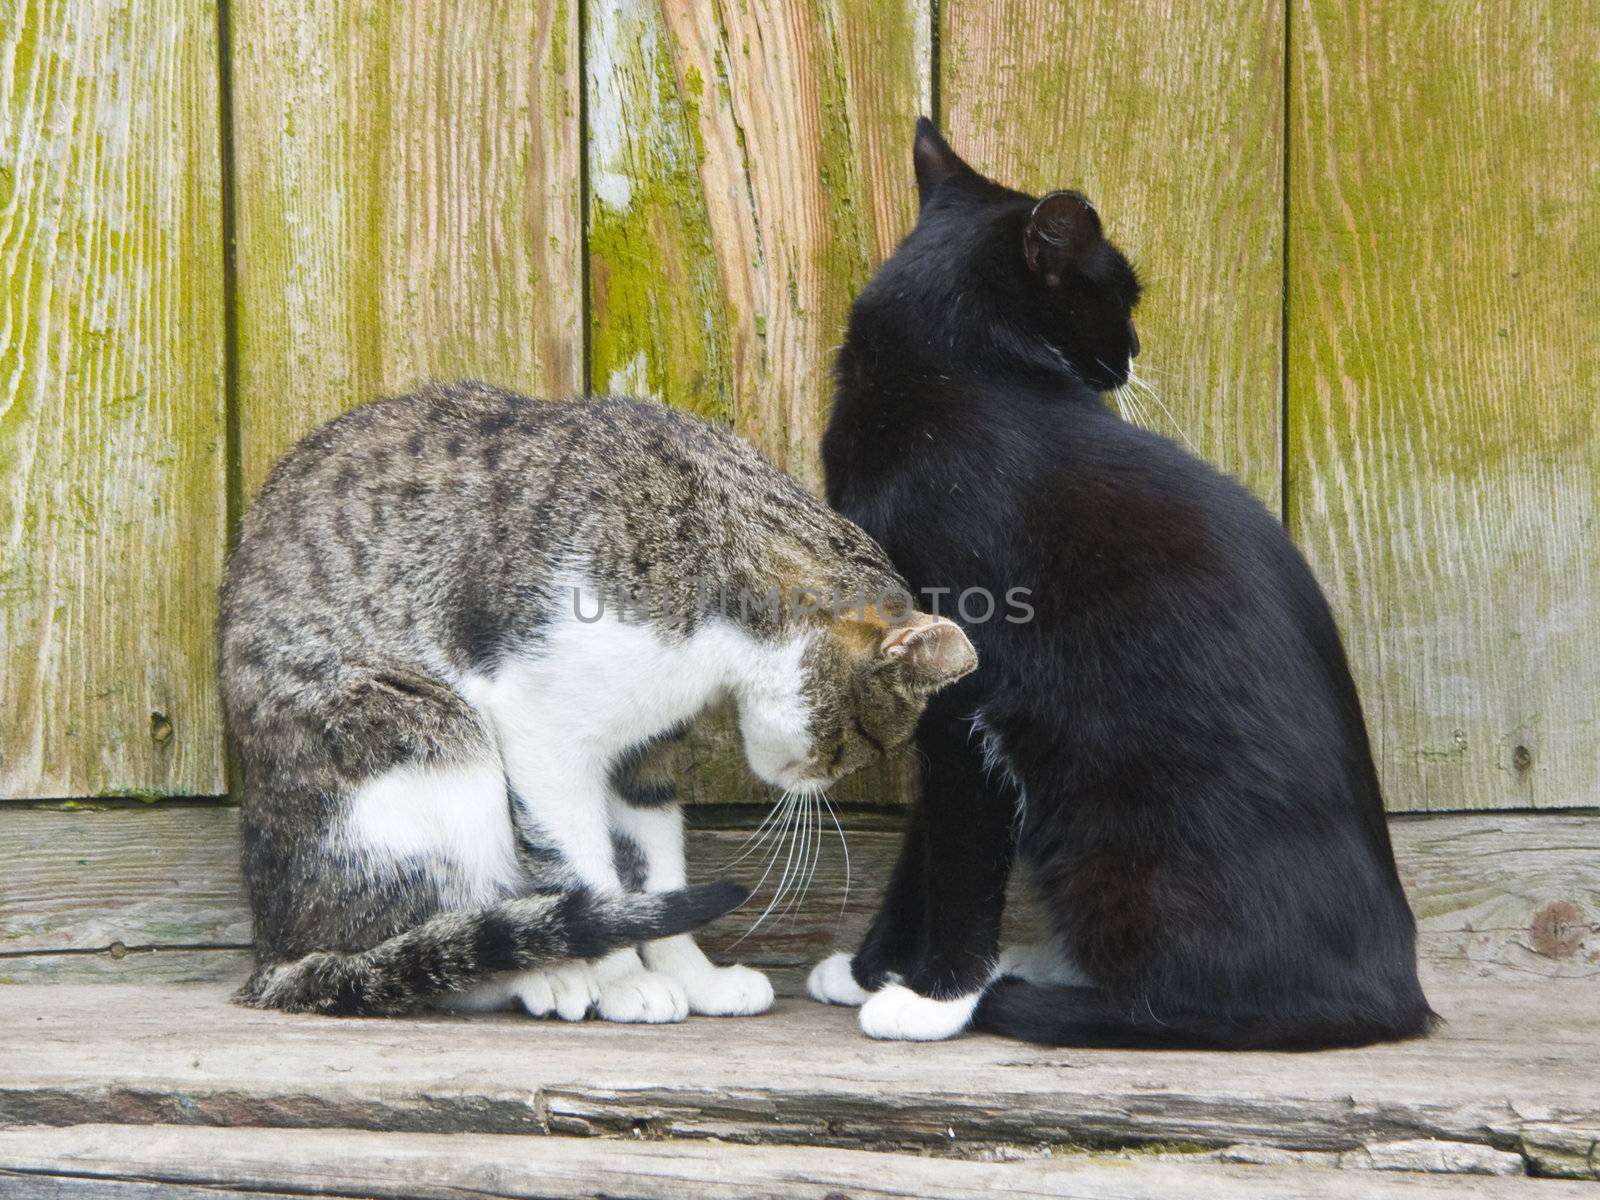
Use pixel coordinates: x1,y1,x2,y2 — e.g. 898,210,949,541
236,882,749,1016
972,979,1439,1051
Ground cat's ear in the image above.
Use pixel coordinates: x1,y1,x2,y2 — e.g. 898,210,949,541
880,615,978,692
914,117,977,208
1024,190,1102,286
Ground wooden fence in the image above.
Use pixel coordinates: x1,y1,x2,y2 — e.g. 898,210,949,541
2,0,1595,813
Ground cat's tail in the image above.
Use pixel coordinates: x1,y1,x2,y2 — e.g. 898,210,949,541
236,882,749,1016
971,979,1438,1051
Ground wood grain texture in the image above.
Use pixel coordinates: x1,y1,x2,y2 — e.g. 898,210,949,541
586,0,929,807
1288,1,1600,811
0,0,227,801
9,1125,1600,1198
228,0,582,498
3,979,1599,1156
3,806,1596,984
941,0,1285,508
586,0,931,486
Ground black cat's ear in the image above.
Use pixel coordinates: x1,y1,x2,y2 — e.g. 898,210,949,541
913,117,976,208
1023,190,1102,286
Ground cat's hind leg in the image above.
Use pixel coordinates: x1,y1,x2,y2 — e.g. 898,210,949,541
609,736,773,1017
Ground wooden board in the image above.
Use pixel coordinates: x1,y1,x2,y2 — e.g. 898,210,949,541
2,806,1595,985
1287,1,1600,811
941,0,1285,508
6,1124,1598,1198
0,0,227,800
586,0,929,807
585,0,930,487
228,0,582,498
2,979,1598,1160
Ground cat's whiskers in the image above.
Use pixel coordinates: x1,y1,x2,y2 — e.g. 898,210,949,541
1126,367,1199,454
731,789,798,934
780,792,816,925
734,786,808,945
788,791,828,927
820,789,851,919
722,788,797,869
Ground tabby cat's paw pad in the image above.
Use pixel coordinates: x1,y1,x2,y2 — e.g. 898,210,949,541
512,962,599,1021
807,952,872,1007
682,963,775,1016
596,969,689,1024
858,983,979,1041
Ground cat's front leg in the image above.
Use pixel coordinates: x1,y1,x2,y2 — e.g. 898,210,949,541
807,810,928,1007
608,774,773,1017
856,709,1016,1041
491,720,690,1024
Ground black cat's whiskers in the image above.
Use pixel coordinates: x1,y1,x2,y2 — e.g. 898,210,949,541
1122,364,1199,453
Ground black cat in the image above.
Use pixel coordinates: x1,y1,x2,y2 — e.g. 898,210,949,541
808,119,1436,1049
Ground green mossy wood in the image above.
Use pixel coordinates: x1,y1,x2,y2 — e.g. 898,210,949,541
228,0,583,497
585,0,931,806
1288,0,1599,811
0,0,1592,813
0,0,227,800
942,0,1287,509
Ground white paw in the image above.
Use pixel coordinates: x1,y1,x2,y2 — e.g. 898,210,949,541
511,962,601,1021
995,942,1092,987
807,952,872,1007
678,963,775,1017
596,969,689,1024
858,983,979,1041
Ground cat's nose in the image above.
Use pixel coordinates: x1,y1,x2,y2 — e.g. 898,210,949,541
1128,321,1140,358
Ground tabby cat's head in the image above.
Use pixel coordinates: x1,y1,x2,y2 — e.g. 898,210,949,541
737,610,976,794
854,118,1142,391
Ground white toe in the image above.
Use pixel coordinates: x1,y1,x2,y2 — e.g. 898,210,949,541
858,983,979,1041
680,964,774,1016
512,963,597,1021
596,970,689,1024
807,952,873,1007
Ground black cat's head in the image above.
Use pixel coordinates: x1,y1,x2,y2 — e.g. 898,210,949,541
861,118,1141,391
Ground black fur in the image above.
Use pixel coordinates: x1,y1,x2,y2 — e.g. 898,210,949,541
822,120,1436,1050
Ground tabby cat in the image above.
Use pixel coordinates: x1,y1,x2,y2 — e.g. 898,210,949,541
221,382,975,1019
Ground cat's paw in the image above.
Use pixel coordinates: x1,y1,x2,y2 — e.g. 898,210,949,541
807,952,873,1007
858,983,979,1041
510,962,600,1021
677,963,775,1017
595,969,690,1024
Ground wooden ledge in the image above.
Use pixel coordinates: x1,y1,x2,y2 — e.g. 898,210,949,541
4,1123,1600,1199
1,980,1596,1166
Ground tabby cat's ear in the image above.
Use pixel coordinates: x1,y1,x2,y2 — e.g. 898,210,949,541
880,615,978,692
1024,190,1102,287
913,117,977,208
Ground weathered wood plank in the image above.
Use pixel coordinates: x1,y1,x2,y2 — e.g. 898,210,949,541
1287,1,1600,811
228,0,582,499
941,0,1284,508
1,979,1598,1157
2,807,1596,983
586,0,930,486
4,1125,1597,1199
0,0,227,800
